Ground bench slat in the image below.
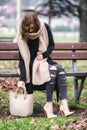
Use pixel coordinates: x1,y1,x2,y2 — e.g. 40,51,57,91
0,43,87,50
0,70,19,77
66,71,87,76
0,52,19,60
55,43,87,50
0,52,87,60
0,43,18,50
0,70,87,77
50,52,87,60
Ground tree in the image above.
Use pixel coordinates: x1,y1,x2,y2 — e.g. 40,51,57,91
35,0,87,42
79,0,87,42
35,0,79,25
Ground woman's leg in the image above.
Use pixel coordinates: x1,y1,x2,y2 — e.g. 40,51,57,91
56,64,74,116
44,64,57,118
56,64,67,100
46,65,57,102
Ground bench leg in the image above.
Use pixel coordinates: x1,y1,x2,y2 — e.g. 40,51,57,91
74,76,78,102
74,76,86,103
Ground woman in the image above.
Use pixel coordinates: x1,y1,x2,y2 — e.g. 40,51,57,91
17,12,73,118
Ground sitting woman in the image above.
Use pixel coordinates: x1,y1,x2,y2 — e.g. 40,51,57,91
17,12,73,118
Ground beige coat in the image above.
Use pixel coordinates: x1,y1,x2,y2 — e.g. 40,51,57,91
17,20,51,84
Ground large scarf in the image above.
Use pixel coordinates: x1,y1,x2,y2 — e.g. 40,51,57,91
17,20,51,84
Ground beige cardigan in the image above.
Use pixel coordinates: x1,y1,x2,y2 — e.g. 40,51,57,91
17,20,51,84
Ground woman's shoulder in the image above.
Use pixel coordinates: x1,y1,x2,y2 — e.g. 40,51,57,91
44,22,52,34
44,22,50,29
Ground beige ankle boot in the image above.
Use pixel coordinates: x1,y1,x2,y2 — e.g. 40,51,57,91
43,102,57,118
60,99,74,117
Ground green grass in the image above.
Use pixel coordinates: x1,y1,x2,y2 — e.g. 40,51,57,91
54,36,79,43
0,78,87,129
0,116,81,130
0,33,14,38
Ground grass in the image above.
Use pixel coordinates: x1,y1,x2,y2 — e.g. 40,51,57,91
0,116,81,130
0,78,87,129
0,34,14,38
54,36,79,43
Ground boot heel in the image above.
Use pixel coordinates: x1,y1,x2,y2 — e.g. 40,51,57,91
43,102,57,118
60,105,65,117
60,110,65,117
60,105,74,117
44,111,47,118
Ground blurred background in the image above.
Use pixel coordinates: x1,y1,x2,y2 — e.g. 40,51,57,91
0,0,87,42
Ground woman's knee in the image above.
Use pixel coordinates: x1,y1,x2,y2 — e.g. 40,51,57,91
56,64,65,74
49,64,57,84
56,65,67,86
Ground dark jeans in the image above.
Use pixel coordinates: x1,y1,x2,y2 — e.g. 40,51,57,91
46,64,67,102
25,64,67,102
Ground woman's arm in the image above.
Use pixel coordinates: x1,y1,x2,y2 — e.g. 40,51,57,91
42,23,55,58
18,51,26,82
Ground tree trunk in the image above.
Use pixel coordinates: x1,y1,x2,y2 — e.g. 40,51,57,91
79,0,87,42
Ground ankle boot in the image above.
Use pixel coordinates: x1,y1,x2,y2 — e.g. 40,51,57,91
43,102,57,118
60,99,74,117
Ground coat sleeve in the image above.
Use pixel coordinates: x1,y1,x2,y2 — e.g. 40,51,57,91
18,51,26,82
42,23,55,58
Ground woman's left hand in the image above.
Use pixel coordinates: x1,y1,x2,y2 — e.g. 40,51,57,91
36,53,43,61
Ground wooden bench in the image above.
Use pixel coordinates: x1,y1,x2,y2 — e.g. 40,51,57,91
0,42,87,103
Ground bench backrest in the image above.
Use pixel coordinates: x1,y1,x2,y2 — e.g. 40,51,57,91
0,42,87,71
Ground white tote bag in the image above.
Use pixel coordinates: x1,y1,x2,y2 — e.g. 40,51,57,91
9,87,33,117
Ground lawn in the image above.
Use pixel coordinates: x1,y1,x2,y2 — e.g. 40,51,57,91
0,77,87,130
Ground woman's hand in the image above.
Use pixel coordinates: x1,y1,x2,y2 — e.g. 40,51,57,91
36,53,43,61
17,81,25,89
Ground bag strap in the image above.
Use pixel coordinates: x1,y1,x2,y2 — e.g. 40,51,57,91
15,87,27,99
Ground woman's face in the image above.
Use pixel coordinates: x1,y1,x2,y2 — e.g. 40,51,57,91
29,23,35,33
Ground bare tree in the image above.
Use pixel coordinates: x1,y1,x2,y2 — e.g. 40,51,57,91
79,0,87,42
35,0,79,25
35,0,87,42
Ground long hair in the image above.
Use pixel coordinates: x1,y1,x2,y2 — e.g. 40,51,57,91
20,12,40,40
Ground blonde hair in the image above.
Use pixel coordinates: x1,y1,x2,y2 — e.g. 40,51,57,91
21,12,40,40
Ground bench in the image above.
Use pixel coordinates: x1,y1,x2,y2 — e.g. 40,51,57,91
0,42,87,103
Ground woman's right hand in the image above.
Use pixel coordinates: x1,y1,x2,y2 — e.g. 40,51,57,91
36,53,43,61
17,81,25,89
